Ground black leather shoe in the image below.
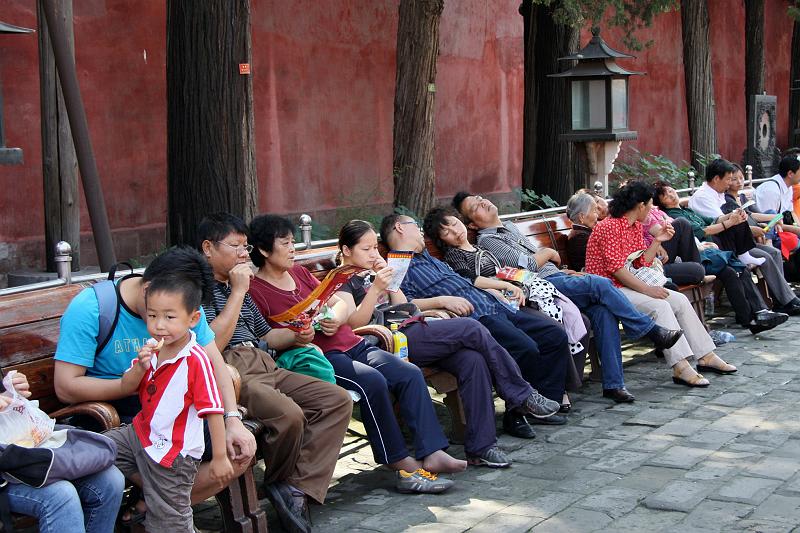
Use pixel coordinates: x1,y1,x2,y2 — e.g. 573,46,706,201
751,309,789,329
265,482,312,533
646,325,684,350
502,411,536,439
528,414,567,425
774,298,800,316
603,387,636,403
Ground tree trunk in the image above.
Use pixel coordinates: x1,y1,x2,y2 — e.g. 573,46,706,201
744,0,765,151
531,6,581,204
38,0,80,271
393,0,443,218
790,17,800,148
519,1,538,192
167,0,257,247
681,0,717,171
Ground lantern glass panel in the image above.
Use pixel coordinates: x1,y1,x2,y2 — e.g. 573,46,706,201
571,79,607,130
611,78,628,129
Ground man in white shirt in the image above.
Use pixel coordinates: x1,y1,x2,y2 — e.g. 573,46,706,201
754,155,800,239
690,158,800,314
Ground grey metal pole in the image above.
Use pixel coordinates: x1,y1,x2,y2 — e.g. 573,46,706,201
745,164,753,188
299,214,312,248
41,0,116,271
54,240,72,283
688,171,696,191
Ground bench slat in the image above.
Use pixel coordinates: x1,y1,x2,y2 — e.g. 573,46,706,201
0,284,82,329
0,318,61,366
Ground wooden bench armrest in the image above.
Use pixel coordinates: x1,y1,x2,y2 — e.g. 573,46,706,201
422,309,456,319
49,401,121,431
353,324,394,352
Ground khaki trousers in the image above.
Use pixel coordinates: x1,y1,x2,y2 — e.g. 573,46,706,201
617,287,716,367
224,346,352,504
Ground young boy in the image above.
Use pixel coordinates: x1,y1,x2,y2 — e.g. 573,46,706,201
105,262,233,531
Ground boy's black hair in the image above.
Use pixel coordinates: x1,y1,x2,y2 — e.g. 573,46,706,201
609,181,655,218
778,154,800,178
142,247,215,312
452,191,472,215
423,206,459,251
248,214,296,268
379,213,404,247
705,158,736,182
197,213,250,250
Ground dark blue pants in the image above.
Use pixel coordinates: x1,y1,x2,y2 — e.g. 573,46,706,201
478,308,569,402
546,272,655,390
325,340,449,465
403,318,533,456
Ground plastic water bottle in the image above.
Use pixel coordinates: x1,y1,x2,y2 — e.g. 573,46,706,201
704,293,715,316
390,323,409,361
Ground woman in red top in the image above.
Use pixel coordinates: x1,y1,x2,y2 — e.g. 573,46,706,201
585,181,736,387
246,214,464,495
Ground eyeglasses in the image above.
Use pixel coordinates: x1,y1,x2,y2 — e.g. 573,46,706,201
216,241,254,254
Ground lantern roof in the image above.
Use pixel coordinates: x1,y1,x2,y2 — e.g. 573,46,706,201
0,21,34,34
549,26,643,78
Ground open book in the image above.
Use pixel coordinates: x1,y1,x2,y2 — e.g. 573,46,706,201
269,265,366,331
386,251,413,292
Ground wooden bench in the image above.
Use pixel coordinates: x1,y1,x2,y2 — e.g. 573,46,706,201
293,247,467,443
0,283,267,533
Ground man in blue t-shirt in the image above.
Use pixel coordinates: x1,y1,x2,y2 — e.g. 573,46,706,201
54,248,256,506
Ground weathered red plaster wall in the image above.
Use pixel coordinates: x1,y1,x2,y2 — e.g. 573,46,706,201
0,0,794,274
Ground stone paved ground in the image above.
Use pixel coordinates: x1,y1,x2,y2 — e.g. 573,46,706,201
196,309,800,532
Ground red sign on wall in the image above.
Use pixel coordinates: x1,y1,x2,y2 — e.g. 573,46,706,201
239,63,251,75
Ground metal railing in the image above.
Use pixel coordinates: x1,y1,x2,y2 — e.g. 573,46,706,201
0,165,777,296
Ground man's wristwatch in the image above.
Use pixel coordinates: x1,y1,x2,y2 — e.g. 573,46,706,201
223,410,243,421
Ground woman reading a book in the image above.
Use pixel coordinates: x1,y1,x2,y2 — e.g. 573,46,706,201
334,219,567,467
247,214,464,494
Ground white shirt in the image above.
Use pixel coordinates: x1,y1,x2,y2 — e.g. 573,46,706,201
754,174,792,214
688,182,725,218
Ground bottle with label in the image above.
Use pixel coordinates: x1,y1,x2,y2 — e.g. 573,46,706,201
390,323,409,361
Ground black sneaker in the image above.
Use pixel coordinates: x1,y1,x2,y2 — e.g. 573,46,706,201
502,411,536,439
264,483,311,533
527,414,567,426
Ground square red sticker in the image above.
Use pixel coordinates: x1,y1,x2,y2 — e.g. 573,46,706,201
239,63,251,75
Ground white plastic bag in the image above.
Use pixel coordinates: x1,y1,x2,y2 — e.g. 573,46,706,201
0,371,55,447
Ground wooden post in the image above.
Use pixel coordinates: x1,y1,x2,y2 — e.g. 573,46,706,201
38,0,80,272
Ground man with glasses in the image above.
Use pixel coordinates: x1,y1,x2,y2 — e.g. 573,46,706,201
199,213,352,533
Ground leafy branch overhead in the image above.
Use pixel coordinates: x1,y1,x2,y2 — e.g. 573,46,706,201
526,0,678,50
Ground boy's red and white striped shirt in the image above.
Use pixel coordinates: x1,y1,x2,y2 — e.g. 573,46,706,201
130,331,223,467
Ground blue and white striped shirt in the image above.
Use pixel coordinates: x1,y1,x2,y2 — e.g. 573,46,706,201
399,250,512,319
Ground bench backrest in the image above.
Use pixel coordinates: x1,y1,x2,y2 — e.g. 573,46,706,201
0,283,89,413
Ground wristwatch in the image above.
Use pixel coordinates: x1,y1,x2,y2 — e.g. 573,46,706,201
223,410,243,421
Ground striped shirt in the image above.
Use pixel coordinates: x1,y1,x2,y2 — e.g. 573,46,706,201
202,280,271,349
130,332,223,467
442,246,500,282
477,222,562,278
399,250,512,319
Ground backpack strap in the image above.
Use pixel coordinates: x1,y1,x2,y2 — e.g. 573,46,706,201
92,262,141,356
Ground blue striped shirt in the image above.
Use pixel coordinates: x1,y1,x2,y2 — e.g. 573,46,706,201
399,250,512,319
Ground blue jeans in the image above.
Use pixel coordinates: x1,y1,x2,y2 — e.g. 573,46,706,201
546,272,656,390
6,465,124,533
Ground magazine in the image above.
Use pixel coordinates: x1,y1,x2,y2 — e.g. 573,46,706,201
269,265,366,331
386,251,413,292
495,266,539,284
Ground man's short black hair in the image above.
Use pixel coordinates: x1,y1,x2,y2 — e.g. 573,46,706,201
452,191,472,215
705,158,736,182
197,213,249,250
142,247,214,312
379,213,403,247
778,154,800,178
248,214,296,268
423,206,459,252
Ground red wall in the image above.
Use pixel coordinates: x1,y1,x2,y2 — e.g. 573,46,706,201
0,0,794,270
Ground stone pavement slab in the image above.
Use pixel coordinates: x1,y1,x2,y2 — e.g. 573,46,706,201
191,309,800,532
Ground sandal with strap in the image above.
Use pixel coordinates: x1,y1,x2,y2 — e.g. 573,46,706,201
672,365,710,387
697,354,737,375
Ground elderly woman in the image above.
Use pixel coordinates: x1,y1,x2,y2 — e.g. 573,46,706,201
585,181,737,387
565,192,596,272
246,214,464,495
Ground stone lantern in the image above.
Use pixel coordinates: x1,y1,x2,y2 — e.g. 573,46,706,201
549,27,642,195
0,20,34,165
